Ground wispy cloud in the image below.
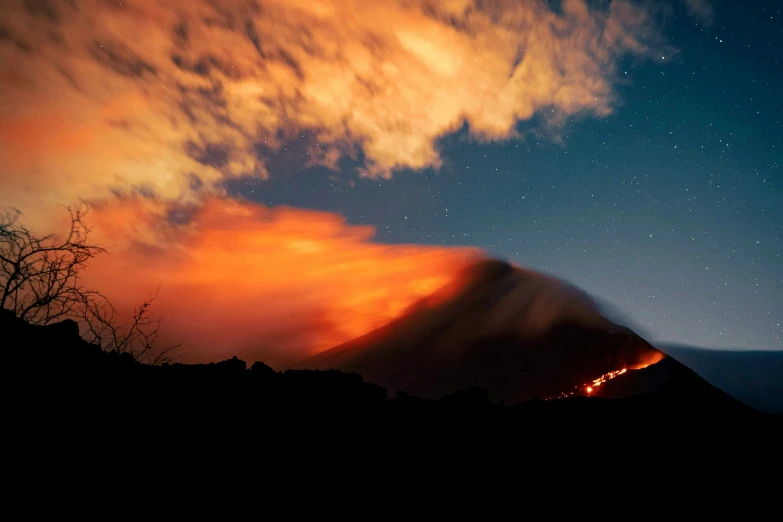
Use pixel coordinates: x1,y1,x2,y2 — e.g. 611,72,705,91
684,0,714,26
1,0,662,214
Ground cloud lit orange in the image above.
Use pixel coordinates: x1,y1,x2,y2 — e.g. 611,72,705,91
82,197,481,366
0,0,661,217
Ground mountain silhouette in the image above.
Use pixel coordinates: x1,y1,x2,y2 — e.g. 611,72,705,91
4,258,765,418
299,259,676,404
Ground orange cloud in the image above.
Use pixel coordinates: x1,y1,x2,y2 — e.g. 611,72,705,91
0,0,661,216
83,197,481,366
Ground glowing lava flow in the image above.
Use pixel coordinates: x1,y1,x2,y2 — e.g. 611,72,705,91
545,368,628,401
583,368,628,394
545,352,665,401
545,368,628,400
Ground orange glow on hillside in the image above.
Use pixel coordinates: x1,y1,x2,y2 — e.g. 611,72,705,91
629,349,666,370
84,198,481,366
546,360,665,400
546,351,665,401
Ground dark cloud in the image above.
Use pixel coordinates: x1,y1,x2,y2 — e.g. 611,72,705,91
186,141,230,169
23,0,61,23
89,41,157,78
0,25,33,52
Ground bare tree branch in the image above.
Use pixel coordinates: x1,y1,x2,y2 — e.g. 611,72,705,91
1,203,178,365
77,289,178,365
0,202,105,324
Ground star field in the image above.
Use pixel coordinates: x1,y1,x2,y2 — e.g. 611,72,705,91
228,0,782,349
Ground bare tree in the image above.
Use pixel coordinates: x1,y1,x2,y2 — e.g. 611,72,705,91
78,288,177,365
0,203,105,325
1,203,177,364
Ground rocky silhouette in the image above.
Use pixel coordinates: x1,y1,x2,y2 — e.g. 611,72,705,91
5,297,782,488
3,298,772,423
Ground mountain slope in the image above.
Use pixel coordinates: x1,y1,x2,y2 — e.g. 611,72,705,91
594,355,748,411
300,259,666,403
655,344,783,413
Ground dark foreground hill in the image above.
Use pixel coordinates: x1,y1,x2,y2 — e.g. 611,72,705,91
4,307,778,431
4,308,779,505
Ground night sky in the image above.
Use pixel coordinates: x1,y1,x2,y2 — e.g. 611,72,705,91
224,1,782,350
1,0,780,356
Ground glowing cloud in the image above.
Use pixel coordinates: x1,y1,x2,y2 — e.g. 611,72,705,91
1,0,662,214
82,197,481,366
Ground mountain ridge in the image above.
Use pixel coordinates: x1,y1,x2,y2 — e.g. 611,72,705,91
299,259,668,403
